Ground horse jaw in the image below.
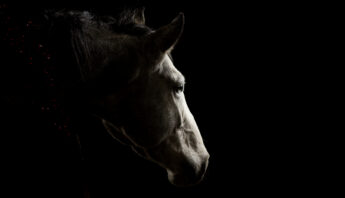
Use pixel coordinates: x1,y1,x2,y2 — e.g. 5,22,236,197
143,93,210,187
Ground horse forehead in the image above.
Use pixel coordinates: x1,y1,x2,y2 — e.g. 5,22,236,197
160,55,185,83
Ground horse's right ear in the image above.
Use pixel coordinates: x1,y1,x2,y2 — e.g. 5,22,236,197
144,13,184,62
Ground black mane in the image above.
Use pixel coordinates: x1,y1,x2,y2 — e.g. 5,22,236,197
47,9,151,85
51,9,151,36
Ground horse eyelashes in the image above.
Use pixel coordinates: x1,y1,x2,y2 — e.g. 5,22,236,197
174,85,184,93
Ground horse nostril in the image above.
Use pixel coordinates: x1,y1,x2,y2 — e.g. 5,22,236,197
167,157,210,187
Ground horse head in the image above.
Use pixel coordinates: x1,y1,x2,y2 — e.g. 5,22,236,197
53,9,210,186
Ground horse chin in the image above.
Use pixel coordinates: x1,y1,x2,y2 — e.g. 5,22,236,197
167,169,205,187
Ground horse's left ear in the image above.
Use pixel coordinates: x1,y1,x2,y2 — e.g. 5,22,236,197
133,7,145,25
144,13,184,60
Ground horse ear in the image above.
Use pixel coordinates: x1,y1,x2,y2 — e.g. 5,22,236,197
145,13,184,59
133,7,145,25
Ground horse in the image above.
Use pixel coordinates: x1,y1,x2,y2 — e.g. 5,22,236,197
3,8,210,187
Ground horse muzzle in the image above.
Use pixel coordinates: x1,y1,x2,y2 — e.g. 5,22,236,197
167,153,210,187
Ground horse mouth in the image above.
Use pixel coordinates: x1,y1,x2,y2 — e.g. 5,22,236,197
167,159,209,187
168,170,206,187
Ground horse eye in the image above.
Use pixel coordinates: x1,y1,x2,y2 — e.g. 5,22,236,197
174,85,184,93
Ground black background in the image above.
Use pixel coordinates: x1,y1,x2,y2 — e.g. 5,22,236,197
1,1,327,197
